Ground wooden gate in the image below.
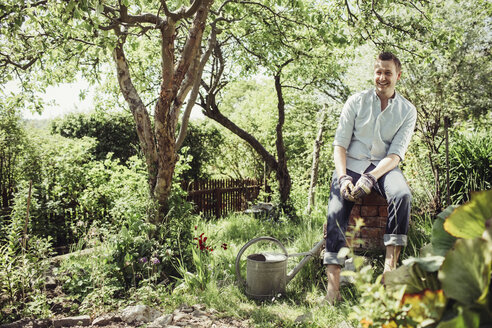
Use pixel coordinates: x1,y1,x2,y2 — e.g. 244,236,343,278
181,179,261,218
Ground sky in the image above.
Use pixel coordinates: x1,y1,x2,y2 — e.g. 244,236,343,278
4,79,204,121
5,79,95,120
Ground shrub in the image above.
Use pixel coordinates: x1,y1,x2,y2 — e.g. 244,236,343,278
441,130,492,205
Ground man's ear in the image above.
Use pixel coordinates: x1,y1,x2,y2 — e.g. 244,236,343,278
397,71,402,81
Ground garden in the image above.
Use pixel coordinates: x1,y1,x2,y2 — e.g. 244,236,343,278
1,0,491,327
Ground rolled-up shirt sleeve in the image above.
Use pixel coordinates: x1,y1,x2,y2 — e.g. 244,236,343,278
387,106,417,161
333,96,356,149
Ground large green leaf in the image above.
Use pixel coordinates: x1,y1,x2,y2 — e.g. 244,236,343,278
438,238,491,306
431,216,458,256
444,190,492,239
402,255,445,273
385,262,441,294
436,306,480,328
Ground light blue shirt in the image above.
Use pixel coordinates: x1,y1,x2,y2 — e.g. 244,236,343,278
334,89,417,174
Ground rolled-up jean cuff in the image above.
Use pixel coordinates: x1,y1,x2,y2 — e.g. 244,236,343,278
384,234,407,246
323,251,345,266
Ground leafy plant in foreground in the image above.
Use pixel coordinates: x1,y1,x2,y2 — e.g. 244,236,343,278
384,190,492,327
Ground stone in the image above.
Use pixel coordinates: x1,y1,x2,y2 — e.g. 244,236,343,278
91,313,121,326
180,306,194,313
172,312,190,323
32,319,51,328
0,319,32,328
148,314,173,328
53,315,91,327
120,305,162,323
192,309,207,317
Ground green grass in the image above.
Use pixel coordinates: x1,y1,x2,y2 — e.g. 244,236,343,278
45,207,434,327
168,211,357,327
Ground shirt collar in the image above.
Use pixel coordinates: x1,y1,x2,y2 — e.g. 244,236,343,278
372,88,399,104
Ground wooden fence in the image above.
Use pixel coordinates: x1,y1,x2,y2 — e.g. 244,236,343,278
181,179,261,218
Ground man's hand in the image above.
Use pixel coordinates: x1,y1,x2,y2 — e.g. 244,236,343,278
352,173,377,199
338,175,356,202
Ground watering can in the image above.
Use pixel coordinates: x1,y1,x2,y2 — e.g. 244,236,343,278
235,236,325,300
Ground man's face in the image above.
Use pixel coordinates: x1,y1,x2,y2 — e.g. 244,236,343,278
374,60,401,98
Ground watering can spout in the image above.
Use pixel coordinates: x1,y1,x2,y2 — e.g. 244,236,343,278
286,239,325,284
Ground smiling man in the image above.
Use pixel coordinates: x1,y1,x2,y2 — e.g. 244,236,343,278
323,52,417,304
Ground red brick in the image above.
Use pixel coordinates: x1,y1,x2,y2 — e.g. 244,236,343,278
361,238,384,250
375,217,388,228
362,193,387,206
362,216,386,228
361,227,384,239
350,205,361,217
379,206,389,217
361,205,379,217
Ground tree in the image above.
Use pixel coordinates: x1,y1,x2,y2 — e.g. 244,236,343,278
198,0,351,212
398,0,492,211
1,0,220,224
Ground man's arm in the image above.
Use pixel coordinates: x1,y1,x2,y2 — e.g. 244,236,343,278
333,145,348,177
367,154,400,179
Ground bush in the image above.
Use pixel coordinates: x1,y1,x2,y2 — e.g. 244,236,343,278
441,130,492,205
50,111,139,164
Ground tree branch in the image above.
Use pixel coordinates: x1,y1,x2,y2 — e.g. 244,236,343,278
112,38,158,190
176,27,218,149
162,0,202,21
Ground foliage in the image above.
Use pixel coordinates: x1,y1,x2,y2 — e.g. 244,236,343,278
0,197,54,323
0,99,37,218
50,111,139,164
440,130,492,205
383,190,492,327
178,122,225,180
398,0,492,211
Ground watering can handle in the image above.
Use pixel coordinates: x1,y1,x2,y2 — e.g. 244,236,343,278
235,236,288,288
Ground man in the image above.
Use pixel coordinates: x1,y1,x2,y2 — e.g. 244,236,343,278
324,52,417,303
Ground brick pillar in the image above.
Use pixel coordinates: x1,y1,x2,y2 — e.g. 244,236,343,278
347,192,388,251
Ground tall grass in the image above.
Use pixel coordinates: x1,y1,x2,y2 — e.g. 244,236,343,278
442,130,492,205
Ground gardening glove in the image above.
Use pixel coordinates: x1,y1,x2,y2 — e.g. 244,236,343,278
338,175,356,202
351,173,377,200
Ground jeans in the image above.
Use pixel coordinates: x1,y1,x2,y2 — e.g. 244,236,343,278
324,165,411,265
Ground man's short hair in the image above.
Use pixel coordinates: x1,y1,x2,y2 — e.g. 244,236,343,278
376,52,401,72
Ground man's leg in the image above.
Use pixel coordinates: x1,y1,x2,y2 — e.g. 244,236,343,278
384,245,402,274
375,167,411,276
324,170,359,302
326,264,341,304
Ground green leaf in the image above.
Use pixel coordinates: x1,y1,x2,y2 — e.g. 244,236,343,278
431,215,457,256
444,190,492,239
402,255,445,273
385,262,441,294
436,306,480,328
436,205,459,221
438,238,491,306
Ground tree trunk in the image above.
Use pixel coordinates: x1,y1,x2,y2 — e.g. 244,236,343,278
307,110,326,214
273,73,291,206
112,0,213,224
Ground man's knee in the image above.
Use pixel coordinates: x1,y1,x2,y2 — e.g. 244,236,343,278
388,187,412,204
